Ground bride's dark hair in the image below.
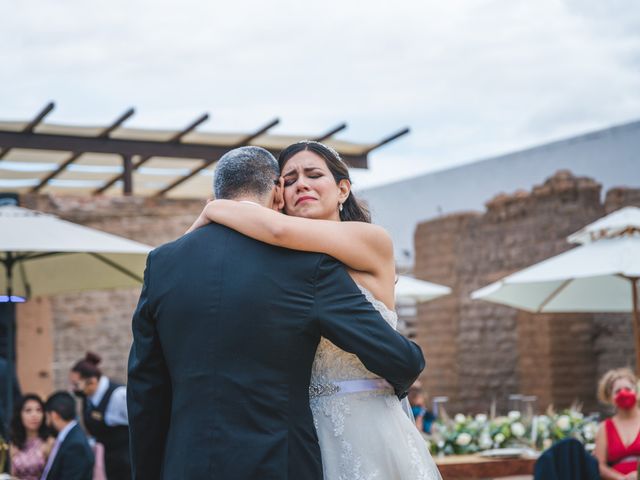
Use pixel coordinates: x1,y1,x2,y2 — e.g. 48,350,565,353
278,141,371,223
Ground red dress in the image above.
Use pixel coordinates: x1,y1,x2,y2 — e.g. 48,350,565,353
605,417,640,474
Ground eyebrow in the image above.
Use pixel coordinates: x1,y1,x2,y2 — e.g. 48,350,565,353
282,167,323,177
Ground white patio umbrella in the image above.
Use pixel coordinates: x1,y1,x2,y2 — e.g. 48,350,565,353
471,206,640,370
395,275,451,303
0,204,152,427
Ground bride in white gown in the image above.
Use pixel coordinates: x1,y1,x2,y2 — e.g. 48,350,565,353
189,140,441,479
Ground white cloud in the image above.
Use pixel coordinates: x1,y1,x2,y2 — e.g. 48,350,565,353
1,0,639,188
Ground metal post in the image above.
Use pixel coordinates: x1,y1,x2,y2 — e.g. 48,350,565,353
4,254,14,435
123,154,133,195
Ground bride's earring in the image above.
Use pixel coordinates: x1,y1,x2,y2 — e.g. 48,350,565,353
338,202,343,212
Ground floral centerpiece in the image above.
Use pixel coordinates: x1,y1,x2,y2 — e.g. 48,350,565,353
426,405,598,456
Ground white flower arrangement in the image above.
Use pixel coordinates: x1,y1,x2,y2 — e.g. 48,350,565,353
556,415,571,431
456,432,472,446
508,410,521,421
454,413,467,424
426,405,598,457
510,422,526,438
475,413,488,423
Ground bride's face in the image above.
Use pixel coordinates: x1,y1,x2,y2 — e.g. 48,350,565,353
281,151,349,221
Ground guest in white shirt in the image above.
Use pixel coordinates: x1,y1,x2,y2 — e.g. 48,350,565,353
70,352,130,480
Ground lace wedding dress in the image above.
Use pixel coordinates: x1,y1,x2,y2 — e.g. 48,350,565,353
309,285,442,480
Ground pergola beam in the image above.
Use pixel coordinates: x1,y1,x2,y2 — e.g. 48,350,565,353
0,102,55,161
30,108,135,193
0,129,371,169
0,130,232,160
154,118,280,197
93,112,210,195
0,107,414,197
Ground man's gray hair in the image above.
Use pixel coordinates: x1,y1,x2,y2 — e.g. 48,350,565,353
213,146,279,200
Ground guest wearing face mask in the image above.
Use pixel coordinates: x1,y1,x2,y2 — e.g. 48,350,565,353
69,352,130,480
595,368,640,480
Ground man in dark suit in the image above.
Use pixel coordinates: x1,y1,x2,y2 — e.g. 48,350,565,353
42,391,94,480
127,146,425,480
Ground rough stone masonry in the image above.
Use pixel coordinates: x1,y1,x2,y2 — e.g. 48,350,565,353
413,170,639,414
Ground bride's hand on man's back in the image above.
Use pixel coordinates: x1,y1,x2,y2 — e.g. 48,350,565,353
185,200,214,235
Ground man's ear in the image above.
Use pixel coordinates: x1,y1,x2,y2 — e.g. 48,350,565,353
272,178,285,211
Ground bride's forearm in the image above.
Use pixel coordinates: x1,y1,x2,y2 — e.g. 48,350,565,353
200,199,286,244
189,200,395,279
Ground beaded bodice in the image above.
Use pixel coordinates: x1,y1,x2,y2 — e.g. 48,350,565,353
310,285,398,385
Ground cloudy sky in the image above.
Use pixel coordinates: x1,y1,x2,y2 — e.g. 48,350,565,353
2,0,639,189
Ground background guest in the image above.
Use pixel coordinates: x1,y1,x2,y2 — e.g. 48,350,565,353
9,394,53,480
594,368,640,480
42,391,94,480
408,381,436,434
69,352,130,480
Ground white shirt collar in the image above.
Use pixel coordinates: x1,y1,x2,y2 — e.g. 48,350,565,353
90,375,110,407
56,420,78,444
239,200,262,207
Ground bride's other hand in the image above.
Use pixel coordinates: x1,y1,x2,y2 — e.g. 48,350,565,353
185,200,214,234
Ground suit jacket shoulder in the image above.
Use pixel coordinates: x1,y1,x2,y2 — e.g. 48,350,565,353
47,425,94,480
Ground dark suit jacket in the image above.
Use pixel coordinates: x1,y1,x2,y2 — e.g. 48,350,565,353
44,423,94,480
533,438,600,480
128,224,425,480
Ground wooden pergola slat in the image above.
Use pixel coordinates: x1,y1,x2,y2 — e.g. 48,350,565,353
0,105,410,197
0,102,55,160
93,113,210,195
365,127,411,153
153,118,280,197
314,123,347,142
31,108,135,193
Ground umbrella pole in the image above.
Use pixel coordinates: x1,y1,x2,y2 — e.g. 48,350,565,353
633,277,640,375
3,255,15,435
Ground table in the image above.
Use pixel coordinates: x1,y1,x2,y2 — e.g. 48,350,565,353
435,454,535,479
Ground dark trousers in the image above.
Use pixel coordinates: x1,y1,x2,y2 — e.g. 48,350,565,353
105,446,132,480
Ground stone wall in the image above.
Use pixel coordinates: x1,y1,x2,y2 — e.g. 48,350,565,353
17,194,207,390
413,171,638,414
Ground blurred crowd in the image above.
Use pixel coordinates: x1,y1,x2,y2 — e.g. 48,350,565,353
1,353,130,480
2,353,639,480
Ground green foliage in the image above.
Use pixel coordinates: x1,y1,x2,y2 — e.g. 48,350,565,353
425,407,598,456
